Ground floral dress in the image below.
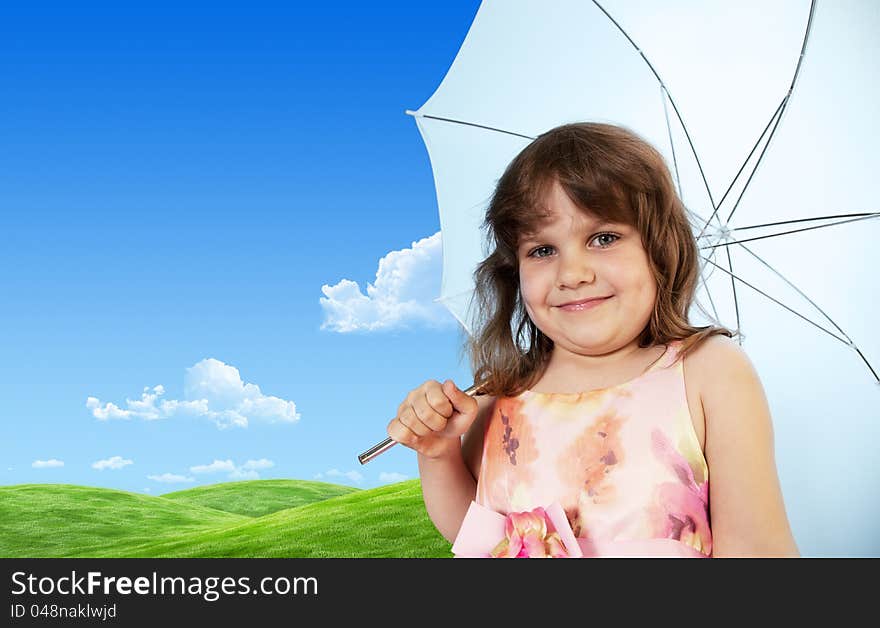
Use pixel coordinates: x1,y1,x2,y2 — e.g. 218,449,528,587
473,340,712,558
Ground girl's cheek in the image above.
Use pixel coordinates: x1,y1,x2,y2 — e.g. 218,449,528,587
519,273,538,296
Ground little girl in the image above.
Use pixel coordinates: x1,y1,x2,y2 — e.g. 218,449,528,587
387,122,800,558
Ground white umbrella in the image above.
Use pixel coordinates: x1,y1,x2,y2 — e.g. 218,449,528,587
360,0,880,556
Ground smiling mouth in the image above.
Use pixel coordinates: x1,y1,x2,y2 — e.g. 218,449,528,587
557,296,612,311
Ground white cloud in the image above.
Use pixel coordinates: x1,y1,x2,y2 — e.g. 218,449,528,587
229,468,260,480
147,473,195,484
189,458,275,481
320,231,454,332
314,468,365,485
92,456,133,471
86,360,301,430
32,459,64,468
190,459,236,474
242,458,274,470
85,397,133,420
379,472,409,484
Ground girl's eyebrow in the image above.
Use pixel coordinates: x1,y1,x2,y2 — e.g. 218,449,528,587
520,220,620,245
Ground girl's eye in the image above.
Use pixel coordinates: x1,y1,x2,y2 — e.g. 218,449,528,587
529,246,551,258
593,233,620,248
527,233,620,258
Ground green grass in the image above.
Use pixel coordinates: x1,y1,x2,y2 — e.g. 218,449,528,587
160,479,360,517
0,479,454,558
0,483,249,558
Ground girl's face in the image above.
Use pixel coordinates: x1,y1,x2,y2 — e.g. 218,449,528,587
517,180,657,358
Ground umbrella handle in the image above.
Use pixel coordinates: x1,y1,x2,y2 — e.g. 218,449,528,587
357,381,486,465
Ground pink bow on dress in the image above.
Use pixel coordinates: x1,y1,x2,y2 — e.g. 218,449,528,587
451,501,583,558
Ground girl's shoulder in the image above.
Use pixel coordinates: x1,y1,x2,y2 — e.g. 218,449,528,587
684,335,769,444
681,335,797,556
680,334,756,413
680,334,749,372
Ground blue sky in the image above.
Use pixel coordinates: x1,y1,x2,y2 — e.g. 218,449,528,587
2,1,878,558
0,1,483,494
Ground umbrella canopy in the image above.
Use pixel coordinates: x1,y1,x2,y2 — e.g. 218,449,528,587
406,0,879,556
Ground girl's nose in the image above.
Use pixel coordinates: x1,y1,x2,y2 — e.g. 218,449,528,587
556,252,596,288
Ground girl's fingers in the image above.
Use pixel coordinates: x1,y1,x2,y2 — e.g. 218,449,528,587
386,417,413,445
412,398,447,432
388,381,458,454
443,380,477,419
398,406,432,437
426,385,454,418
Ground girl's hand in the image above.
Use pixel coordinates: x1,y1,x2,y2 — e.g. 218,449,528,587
387,379,479,460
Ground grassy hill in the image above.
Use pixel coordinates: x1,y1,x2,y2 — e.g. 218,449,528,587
160,479,360,517
0,479,453,558
0,483,249,558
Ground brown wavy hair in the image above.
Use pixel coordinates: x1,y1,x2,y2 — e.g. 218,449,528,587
459,122,739,397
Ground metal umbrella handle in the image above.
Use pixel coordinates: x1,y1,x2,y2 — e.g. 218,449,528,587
357,381,485,465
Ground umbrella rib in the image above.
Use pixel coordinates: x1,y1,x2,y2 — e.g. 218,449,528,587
406,111,535,141
854,347,880,384
732,241,852,342
435,287,475,304
699,214,880,248
706,230,880,384
693,296,724,332
699,255,848,345
725,246,743,345
788,0,819,101
696,99,784,241
661,84,684,201
688,206,726,316
688,208,723,278
723,0,818,226
722,98,790,227
712,98,785,223
591,0,717,215
698,274,723,325
704,212,880,234
689,207,723,324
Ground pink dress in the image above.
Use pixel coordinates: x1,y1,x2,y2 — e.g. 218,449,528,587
474,340,712,558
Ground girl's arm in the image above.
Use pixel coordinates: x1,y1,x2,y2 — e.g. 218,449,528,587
417,448,477,544
698,335,801,557
417,393,493,544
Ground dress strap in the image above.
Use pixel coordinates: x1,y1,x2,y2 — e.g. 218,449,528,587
656,339,685,370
